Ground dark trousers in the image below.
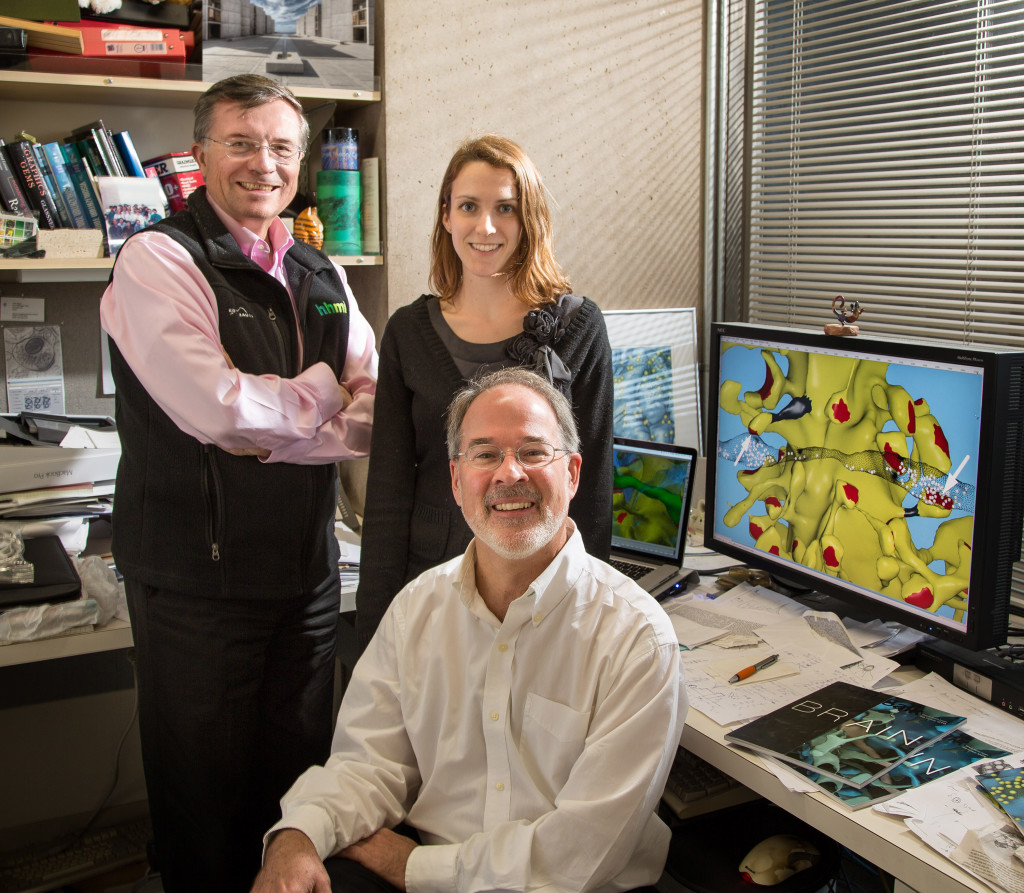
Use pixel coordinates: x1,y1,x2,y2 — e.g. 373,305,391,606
125,575,339,893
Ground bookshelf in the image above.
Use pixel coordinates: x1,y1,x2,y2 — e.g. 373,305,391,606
0,70,384,280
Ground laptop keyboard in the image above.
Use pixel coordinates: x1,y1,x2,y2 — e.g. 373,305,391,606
610,558,651,580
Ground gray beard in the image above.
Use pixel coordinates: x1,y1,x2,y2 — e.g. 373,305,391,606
472,507,562,560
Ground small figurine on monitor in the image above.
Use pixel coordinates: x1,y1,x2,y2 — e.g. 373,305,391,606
824,294,863,336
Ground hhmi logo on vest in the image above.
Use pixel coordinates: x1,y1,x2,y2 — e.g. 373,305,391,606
314,301,348,317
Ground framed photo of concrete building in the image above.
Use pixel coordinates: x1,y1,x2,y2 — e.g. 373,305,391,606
604,308,702,452
203,0,375,92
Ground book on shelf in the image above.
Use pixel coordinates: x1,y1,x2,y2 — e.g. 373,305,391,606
111,131,145,178
32,19,188,78
724,680,967,790
783,728,1010,810
0,140,31,218
58,142,103,230
3,139,60,230
29,143,73,228
0,16,82,54
71,121,126,178
39,142,90,229
359,156,380,256
69,134,106,179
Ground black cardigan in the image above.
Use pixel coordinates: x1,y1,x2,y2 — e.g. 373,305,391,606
355,293,614,646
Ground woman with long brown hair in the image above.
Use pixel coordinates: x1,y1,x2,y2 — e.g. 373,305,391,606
356,134,613,646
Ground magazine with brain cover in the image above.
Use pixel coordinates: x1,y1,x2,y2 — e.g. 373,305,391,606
724,680,967,790
780,728,1010,810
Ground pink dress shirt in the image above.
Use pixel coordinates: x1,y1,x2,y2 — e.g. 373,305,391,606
100,197,377,464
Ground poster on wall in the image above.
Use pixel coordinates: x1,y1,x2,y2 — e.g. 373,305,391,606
203,0,376,92
604,308,702,452
4,325,66,416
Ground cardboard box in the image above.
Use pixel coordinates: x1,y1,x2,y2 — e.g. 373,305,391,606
143,152,203,214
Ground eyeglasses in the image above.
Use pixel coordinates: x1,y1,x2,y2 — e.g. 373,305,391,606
457,441,569,471
203,137,305,163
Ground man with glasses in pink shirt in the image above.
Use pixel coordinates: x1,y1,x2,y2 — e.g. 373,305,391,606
100,74,378,893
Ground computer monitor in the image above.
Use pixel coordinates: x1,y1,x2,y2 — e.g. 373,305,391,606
705,322,1024,651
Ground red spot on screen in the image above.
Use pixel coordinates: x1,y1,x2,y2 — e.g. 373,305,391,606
906,588,934,609
832,399,851,422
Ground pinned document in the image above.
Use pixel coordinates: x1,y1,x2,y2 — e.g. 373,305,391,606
4,325,65,415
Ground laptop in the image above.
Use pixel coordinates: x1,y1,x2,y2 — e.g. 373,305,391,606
610,436,699,599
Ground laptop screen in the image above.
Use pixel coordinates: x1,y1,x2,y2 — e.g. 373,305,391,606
611,436,697,563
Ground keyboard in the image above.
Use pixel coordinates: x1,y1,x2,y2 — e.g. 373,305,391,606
610,558,651,580
0,817,151,893
662,746,758,820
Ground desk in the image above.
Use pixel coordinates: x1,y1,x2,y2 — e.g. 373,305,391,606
682,706,988,893
0,617,133,668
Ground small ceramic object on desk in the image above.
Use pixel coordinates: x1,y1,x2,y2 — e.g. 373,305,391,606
294,206,324,250
824,294,864,336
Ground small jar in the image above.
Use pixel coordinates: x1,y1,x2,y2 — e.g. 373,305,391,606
322,127,359,171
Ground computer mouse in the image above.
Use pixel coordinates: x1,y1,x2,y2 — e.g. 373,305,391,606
738,833,821,886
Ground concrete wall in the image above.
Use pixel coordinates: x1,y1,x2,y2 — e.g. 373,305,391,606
322,0,356,43
215,0,243,39
360,0,374,45
380,0,705,319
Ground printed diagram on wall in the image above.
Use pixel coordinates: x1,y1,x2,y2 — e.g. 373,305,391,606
605,309,702,451
203,0,376,92
4,326,66,415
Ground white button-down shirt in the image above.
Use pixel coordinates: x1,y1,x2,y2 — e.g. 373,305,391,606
271,527,687,892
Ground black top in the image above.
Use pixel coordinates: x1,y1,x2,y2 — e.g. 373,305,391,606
355,293,614,647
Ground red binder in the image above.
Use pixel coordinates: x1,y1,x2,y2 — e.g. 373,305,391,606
29,19,186,77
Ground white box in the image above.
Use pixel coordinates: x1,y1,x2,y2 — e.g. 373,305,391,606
0,446,121,494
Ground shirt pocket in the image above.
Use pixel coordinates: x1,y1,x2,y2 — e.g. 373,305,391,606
520,692,591,797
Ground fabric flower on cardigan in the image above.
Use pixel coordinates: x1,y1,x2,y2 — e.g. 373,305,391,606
506,294,581,395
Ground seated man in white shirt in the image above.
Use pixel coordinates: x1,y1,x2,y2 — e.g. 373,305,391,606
250,367,687,893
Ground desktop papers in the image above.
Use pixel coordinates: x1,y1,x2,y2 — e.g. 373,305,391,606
883,751,1024,893
335,521,360,613
867,676,1024,893
668,584,901,726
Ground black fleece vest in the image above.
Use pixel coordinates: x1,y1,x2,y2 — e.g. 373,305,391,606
108,187,349,598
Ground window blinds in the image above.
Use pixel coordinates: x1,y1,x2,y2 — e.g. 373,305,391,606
745,0,1024,613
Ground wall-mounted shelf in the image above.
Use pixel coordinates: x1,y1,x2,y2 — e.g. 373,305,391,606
0,69,380,108
0,254,383,283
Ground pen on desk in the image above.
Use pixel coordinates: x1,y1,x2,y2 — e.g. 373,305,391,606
728,653,779,684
